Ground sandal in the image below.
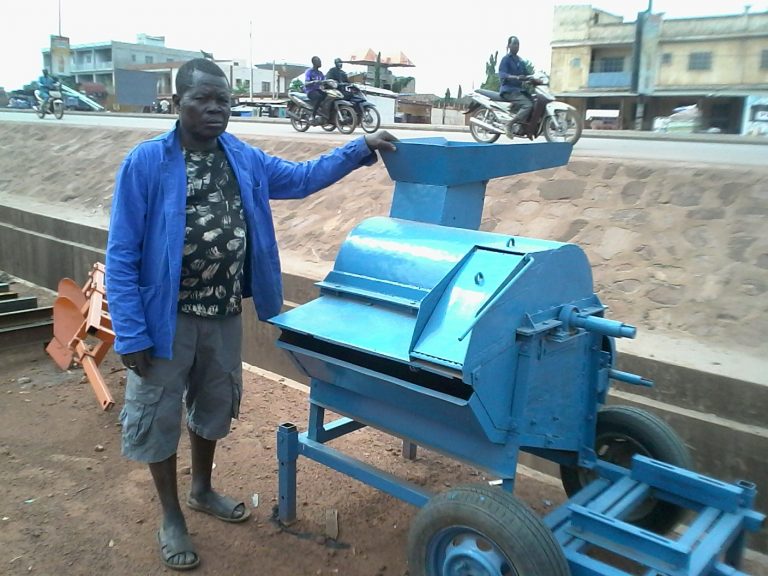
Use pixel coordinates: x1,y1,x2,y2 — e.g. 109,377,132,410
187,493,251,523
157,527,200,571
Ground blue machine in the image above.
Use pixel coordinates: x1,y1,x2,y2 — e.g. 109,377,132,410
271,138,764,576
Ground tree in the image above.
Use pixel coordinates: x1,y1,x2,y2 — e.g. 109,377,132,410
444,88,451,106
374,52,382,88
481,51,500,91
391,76,414,93
457,85,463,101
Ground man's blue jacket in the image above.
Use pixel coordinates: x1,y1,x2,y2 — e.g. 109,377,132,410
106,123,377,358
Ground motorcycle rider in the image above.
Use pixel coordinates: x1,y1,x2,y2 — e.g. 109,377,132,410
326,58,349,84
304,56,326,125
498,36,533,137
37,68,58,112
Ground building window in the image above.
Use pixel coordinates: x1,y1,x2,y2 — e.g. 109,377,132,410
145,55,154,64
571,57,581,68
131,54,136,62
261,82,270,93
761,49,768,70
661,53,672,65
598,57,624,73
688,52,712,70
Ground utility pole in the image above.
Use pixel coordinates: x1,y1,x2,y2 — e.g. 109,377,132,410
249,20,254,102
632,0,653,130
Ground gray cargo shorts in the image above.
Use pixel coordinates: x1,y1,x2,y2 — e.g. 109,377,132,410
119,312,243,463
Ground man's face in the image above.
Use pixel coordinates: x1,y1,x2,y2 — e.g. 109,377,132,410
176,70,231,146
509,39,520,55
313,57,322,69
335,61,343,69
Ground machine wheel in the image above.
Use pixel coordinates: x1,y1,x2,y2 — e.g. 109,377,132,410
408,484,569,576
543,108,582,144
560,405,693,533
52,101,64,119
35,104,46,119
335,106,357,134
469,108,501,143
360,106,381,133
289,105,310,132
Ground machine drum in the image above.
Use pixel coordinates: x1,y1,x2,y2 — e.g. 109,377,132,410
559,405,694,534
407,484,570,576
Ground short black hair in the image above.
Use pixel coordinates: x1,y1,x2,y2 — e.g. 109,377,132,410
176,58,227,97
507,36,519,46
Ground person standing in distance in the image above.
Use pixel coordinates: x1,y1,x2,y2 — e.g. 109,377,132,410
106,58,397,572
498,36,534,137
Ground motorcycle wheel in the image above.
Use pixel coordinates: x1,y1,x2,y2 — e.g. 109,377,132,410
469,108,501,143
289,105,311,132
35,104,46,119
360,106,381,133
543,108,582,144
335,106,357,135
52,101,64,120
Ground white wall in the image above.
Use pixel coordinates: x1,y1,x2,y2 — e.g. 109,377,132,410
366,95,395,124
431,108,466,126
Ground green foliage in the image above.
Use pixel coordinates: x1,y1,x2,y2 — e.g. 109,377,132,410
481,51,500,90
289,78,304,92
457,85,462,100
391,76,414,93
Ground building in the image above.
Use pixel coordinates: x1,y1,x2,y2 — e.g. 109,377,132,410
343,49,416,92
42,34,294,111
550,5,768,134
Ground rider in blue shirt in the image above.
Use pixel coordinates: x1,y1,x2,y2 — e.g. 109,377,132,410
498,36,533,136
37,69,58,110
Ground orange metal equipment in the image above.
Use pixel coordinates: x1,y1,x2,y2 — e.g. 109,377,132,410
46,263,116,411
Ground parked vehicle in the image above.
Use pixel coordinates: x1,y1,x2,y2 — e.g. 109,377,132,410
339,83,381,133
465,72,582,144
34,81,64,119
286,79,357,134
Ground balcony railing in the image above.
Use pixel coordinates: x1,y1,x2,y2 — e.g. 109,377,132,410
71,62,113,72
587,71,631,88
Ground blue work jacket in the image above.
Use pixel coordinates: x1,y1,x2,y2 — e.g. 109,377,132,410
106,123,377,358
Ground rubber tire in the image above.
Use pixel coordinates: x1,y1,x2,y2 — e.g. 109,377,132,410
408,484,570,576
35,105,45,119
289,105,310,132
543,108,582,144
560,405,693,533
469,108,501,143
52,101,64,119
335,106,357,134
360,106,381,133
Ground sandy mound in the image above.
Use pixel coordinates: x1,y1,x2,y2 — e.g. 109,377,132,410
1,123,766,377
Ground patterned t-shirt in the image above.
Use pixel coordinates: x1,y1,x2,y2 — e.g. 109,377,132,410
179,147,247,317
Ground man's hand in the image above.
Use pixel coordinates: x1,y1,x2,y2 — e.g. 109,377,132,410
364,130,398,153
121,349,153,378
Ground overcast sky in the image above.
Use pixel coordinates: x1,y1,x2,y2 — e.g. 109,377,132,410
1,0,765,95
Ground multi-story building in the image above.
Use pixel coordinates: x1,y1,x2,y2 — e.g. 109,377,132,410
42,34,294,111
550,5,768,134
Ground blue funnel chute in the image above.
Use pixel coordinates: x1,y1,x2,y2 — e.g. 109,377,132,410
379,138,572,230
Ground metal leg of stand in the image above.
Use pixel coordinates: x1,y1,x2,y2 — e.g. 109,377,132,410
277,422,299,524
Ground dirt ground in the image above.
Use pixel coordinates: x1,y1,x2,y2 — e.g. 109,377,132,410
0,274,573,576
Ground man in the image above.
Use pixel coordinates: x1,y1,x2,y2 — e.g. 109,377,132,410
326,58,349,84
105,58,397,572
37,68,58,111
303,56,326,124
498,36,533,136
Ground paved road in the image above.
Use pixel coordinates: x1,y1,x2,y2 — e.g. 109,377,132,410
2,110,766,167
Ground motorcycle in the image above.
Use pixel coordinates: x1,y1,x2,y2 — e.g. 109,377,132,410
339,83,381,133
465,72,582,145
34,81,65,120
287,80,357,134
